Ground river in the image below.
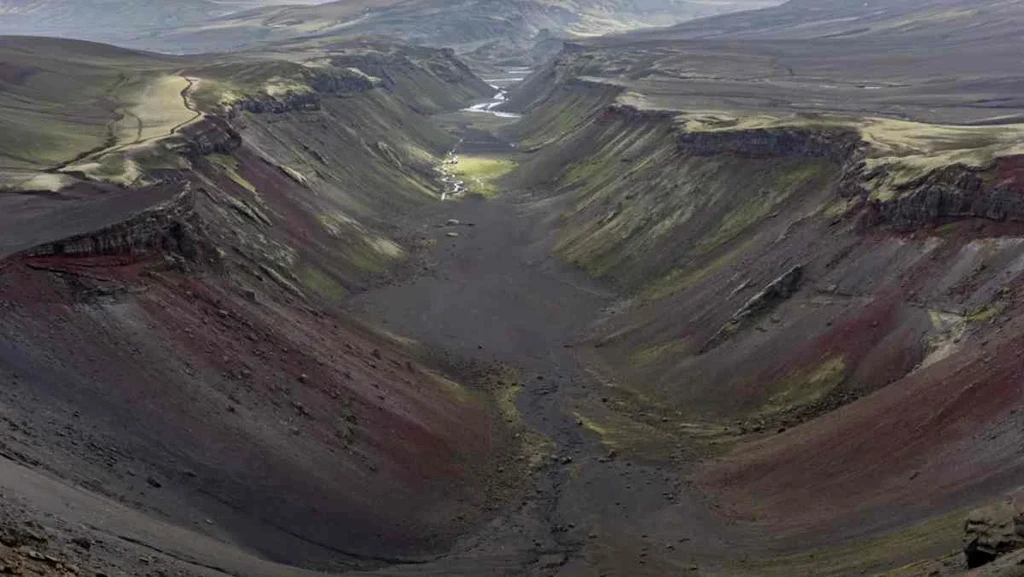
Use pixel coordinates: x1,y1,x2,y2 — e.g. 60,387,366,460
462,67,532,118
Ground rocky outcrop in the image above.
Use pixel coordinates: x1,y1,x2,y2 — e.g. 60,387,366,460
857,158,1024,230
225,68,381,116
677,127,862,161
602,103,678,123
22,186,205,261
232,92,321,115
702,265,804,353
964,498,1024,569
310,72,377,95
172,116,242,157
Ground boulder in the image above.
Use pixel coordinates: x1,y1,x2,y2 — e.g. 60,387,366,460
964,498,1024,568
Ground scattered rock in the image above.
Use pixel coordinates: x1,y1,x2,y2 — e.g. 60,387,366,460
146,477,162,489
701,265,804,353
446,232,460,238
446,219,461,226
964,498,1024,568
537,553,566,568
298,373,309,384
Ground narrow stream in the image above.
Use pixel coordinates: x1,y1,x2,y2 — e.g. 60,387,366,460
461,67,531,118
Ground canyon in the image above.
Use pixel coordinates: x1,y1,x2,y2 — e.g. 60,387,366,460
2,1,1024,576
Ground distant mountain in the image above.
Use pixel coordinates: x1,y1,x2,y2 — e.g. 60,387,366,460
0,0,227,33
0,0,781,62
155,0,781,63
621,0,1023,43
0,0,329,45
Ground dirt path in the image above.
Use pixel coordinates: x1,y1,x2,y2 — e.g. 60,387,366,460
347,132,736,576
173,75,203,133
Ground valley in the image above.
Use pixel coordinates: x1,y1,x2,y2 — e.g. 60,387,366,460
2,0,1024,576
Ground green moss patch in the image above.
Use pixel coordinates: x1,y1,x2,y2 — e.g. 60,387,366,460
729,509,964,577
449,155,517,197
299,265,349,300
759,357,847,418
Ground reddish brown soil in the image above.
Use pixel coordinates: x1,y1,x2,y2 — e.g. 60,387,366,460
0,250,525,565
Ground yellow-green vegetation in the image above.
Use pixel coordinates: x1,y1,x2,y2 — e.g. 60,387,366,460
968,303,1001,323
573,409,684,461
696,159,831,255
209,153,258,193
317,211,359,238
187,60,314,109
449,155,517,197
575,399,735,459
69,155,141,186
299,265,349,300
759,357,847,418
515,86,614,150
123,75,198,144
0,39,192,188
644,239,753,301
672,108,1024,202
724,509,964,577
263,77,315,99
480,366,554,470
629,339,690,367
55,73,201,185
279,165,309,186
918,310,968,371
860,117,1024,201
573,367,736,460
484,366,523,424
546,106,837,298
6,173,75,192
187,58,384,111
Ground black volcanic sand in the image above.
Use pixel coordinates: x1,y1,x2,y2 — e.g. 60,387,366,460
346,128,735,576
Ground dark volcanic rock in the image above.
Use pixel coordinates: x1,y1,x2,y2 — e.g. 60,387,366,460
677,127,862,161
850,155,1024,231
702,265,804,353
174,116,242,157
22,186,205,261
964,499,1024,569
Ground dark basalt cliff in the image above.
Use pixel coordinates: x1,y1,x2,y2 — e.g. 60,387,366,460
853,157,1024,230
676,126,863,161
21,186,210,263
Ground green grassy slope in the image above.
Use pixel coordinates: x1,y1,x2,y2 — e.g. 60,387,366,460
0,37,184,185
